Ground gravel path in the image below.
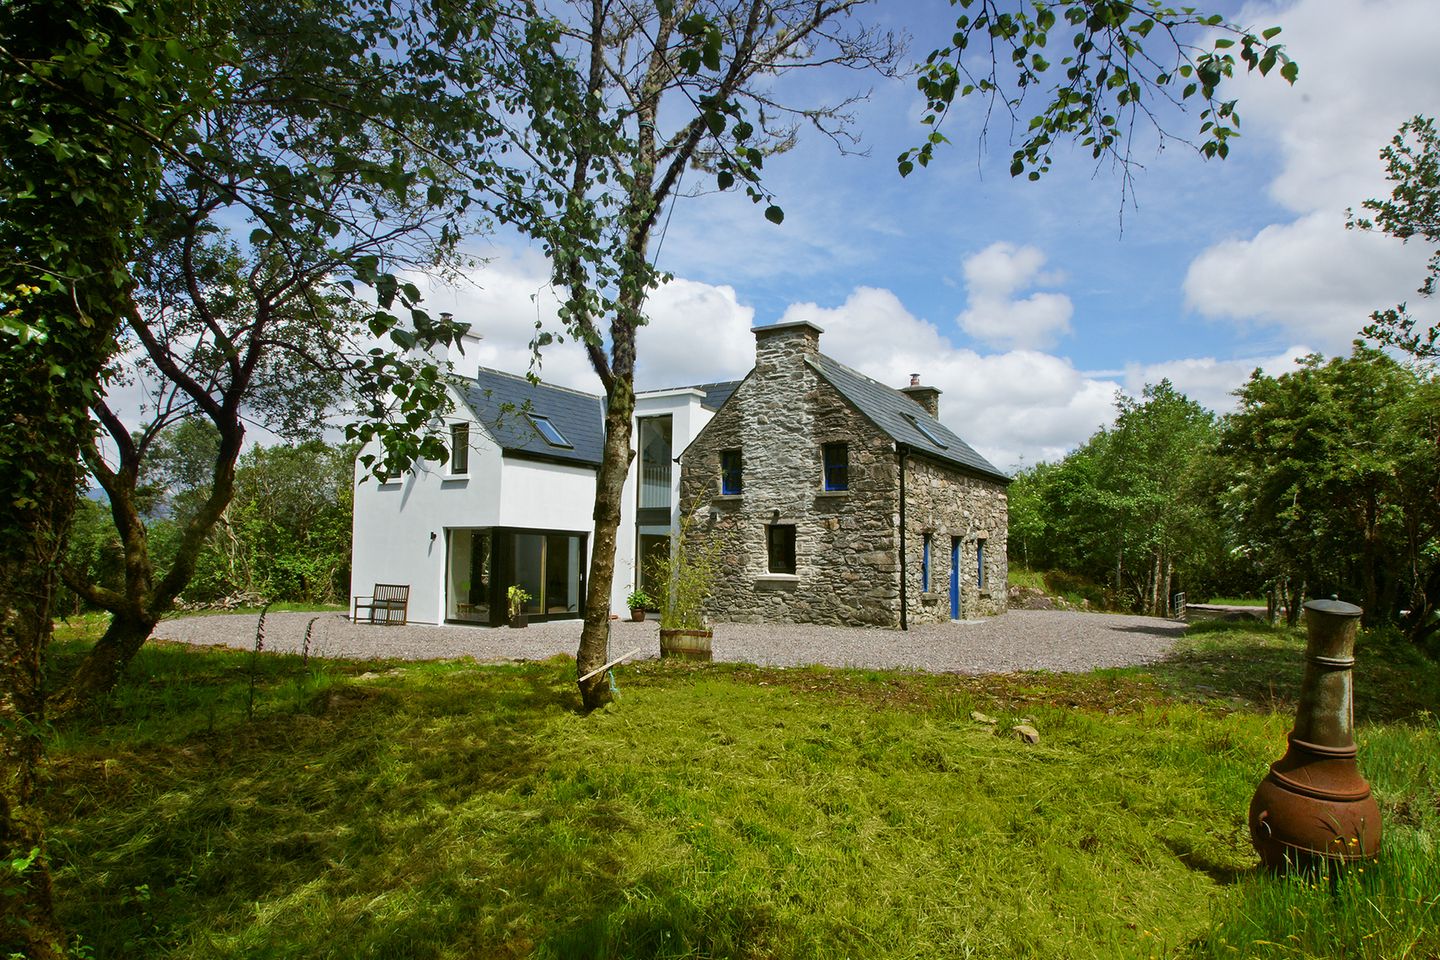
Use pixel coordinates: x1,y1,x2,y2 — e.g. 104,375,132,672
153,608,1186,675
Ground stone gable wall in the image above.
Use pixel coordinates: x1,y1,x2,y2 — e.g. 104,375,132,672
678,334,900,626
677,327,1008,627
903,454,1009,622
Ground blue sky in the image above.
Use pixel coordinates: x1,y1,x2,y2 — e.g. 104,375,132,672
278,0,1440,470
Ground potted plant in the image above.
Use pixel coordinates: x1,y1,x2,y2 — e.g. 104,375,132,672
649,513,719,661
625,588,652,622
507,585,531,628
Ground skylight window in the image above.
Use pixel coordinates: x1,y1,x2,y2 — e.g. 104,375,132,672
528,414,572,448
906,414,948,449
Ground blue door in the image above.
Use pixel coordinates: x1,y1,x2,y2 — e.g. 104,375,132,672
949,537,961,619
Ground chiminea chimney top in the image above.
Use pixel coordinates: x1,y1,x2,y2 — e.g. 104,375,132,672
909,373,920,387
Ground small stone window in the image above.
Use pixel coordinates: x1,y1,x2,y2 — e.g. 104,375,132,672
922,532,932,592
977,539,986,590
449,423,469,476
767,524,796,575
822,442,848,491
720,449,743,495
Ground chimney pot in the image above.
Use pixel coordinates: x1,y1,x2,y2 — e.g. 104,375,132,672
910,373,920,387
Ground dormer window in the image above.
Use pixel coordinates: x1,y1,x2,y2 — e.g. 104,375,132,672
528,414,571,448
905,414,948,449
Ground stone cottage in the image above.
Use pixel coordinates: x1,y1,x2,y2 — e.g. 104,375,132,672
677,320,1010,627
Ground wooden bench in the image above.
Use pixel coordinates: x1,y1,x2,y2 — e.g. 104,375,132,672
352,583,410,625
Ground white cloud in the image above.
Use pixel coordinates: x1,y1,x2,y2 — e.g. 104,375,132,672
780,288,1114,468
1122,346,1314,414
1184,0,1440,351
421,260,1326,471
412,250,756,394
1183,212,1437,344
954,242,1074,350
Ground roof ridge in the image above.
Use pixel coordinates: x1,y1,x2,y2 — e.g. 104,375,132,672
464,366,604,401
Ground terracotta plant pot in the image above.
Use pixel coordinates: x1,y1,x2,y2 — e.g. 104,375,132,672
660,627,712,661
630,608,646,622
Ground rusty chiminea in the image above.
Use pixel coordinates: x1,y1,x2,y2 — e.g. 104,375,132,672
1248,599,1382,869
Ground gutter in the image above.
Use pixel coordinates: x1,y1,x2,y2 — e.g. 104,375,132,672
898,443,908,631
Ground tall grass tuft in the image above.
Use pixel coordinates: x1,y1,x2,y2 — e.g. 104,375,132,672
246,603,269,721
300,616,319,666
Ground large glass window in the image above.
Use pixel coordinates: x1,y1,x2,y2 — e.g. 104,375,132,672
637,527,670,603
822,442,848,491
445,529,489,622
449,423,469,475
513,533,545,615
767,524,796,575
721,449,743,495
638,416,673,509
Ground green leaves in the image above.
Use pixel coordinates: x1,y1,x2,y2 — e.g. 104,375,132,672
903,1,1297,183
1350,115,1440,360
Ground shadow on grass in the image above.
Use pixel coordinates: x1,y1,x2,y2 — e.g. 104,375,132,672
1140,622,1439,724
539,885,775,960
46,652,593,958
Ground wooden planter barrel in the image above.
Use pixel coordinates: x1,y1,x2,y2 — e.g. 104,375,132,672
659,628,712,662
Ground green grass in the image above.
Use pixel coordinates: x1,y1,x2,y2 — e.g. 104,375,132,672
41,624,1440,959
1203,597,1269,607
1008,566,1048,592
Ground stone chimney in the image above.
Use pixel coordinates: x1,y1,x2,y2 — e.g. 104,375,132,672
901,374,942,418
751,319,823,372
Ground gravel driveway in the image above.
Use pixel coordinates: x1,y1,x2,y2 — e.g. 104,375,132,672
153,609,1186,675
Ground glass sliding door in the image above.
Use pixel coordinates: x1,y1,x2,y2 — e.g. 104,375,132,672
637,525,671,606
499,529,586,621
446,529,491,623
513,533,545,617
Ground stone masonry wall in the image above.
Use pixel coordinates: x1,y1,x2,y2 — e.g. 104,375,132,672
902,454,1009,623
678,327,901,626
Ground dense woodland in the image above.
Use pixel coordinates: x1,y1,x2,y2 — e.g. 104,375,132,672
1012,346,1439,649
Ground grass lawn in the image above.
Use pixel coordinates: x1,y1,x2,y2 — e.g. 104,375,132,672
43,618,1440,959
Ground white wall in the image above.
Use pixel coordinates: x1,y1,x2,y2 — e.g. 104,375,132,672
352,383,722,622
611,389,719,611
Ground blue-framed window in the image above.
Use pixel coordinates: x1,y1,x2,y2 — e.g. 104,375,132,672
977,539,986,589
720,449,743,495
822,442,848,491
528,414,572,448
449,423,469,475
922,533,932,592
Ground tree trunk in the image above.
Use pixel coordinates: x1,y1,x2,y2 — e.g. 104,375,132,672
576,379,635,710
0,483,72,960
52,611,158,715
1361,492,1380,623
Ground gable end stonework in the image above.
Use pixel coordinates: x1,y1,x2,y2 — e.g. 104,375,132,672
678,320,1008,627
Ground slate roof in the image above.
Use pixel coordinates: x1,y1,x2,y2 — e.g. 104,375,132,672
690,380,741,411
806,355,1010,484
456,368,605,467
